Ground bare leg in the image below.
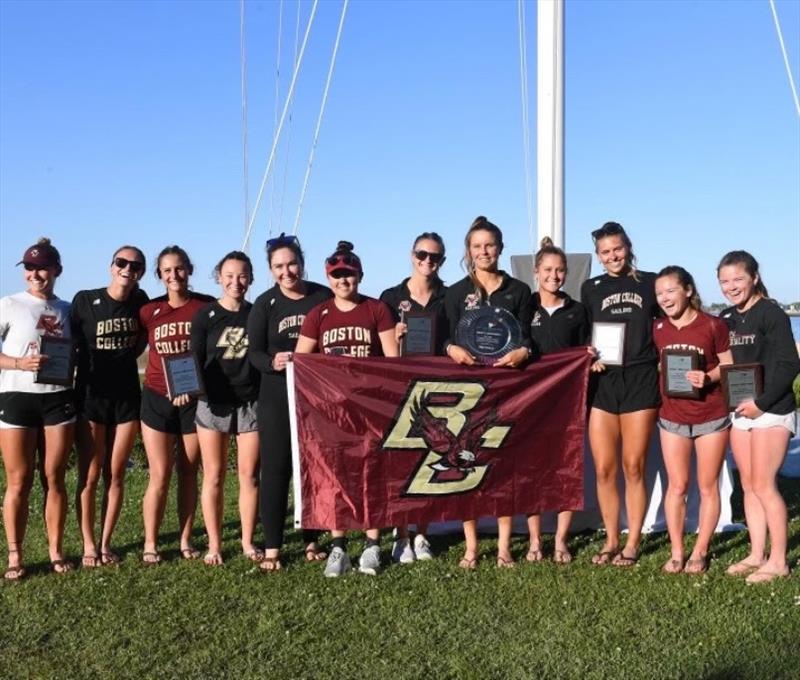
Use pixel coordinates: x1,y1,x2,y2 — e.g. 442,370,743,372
525,514,543,561
176,432,200,556
41,423,75,564
659,428,692,569
461,520,478,568
588,408,621,562
554,511,573,562
197,425,227,561
497,516,514,566
75,420,105,562
99,420,139,560
236,431,260,556
141,424,175,559
1,427,37,573
727,428,767,574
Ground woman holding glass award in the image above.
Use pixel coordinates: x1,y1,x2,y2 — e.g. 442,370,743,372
443,216,532,569
191,251,261,567
379,231,448,564
526,237,590,565
0,238,76,579
138,245,213,564
580,222,659,567
295,240,399,577
247,233,332,572
717,251,800,583
71,245,148,568
652,266,732,575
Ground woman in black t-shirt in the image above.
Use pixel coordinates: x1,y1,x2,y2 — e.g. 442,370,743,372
71,245,148,568
191,251,261,566
247,234,332,571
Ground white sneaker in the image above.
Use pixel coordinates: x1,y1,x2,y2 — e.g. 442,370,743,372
414,535,434,561
324,547,351,577
358,545,382,575
392,538,416,564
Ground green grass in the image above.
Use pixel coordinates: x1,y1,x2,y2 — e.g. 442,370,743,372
1,443,799,680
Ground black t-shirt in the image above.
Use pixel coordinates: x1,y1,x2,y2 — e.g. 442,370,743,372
530,292,590,355
247,281,333,376
190,301,260,405
721,298,800,415
443,273,533,347
71,287,149,399
379,277,448,355
580,271,659,367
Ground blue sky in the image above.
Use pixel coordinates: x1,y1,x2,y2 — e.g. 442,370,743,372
1,0,798,305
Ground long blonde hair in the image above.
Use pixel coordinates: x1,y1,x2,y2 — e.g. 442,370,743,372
460,216,503,301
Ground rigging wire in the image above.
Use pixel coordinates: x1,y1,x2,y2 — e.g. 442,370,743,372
292,0,349,236
768,0,800,118
517,0,535,255
267,0,284,238
239,0,250,235
242,0,320,252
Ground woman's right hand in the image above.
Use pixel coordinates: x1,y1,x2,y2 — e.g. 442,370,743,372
394,322,407,344
447,344,476,366
17,354,48,371
271,351,293,372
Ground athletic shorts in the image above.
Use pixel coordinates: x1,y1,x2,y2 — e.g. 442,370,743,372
590,362,660,415
0,390,77,428
658,415,730,439
80,393,141,425
140,386,197,435
731,410,796,436
195,399,258,434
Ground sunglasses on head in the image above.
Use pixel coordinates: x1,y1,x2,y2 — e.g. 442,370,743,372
413,250,444,264
266,232,298,249
114,257,145,273
326,253,360,268
591,223,625,241
329,269,356,279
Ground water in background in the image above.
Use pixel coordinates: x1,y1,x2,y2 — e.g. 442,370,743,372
791,315,800,342
782,315,799,477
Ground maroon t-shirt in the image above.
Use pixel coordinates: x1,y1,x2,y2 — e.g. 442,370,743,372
140,293,214,396
299,296,395,357
653,311,730,424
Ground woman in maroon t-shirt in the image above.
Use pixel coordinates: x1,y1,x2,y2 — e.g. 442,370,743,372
295,241,398,577
138,245,213,564
653,266,732,575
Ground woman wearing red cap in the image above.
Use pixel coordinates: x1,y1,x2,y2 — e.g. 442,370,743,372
0,238,76,579
295,241,399,577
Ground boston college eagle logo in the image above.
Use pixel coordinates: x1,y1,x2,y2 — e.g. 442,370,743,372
36,314,64,337
381,380,512,495
217,327,248,359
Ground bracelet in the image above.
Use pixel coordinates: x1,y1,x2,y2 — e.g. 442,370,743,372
14,357,19,370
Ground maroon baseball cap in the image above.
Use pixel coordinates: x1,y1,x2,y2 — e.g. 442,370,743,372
324,252,362,276
17,241,61,268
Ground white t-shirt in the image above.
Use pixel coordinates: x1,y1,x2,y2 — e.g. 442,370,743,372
0,291,72,394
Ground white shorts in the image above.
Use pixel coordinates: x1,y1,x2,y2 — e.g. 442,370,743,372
731,410,796,436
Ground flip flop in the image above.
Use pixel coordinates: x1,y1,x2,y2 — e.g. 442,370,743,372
683,556,708,575
142,551,161,566
243,549,264,562
204,552,224,567
4,565,26,581
726,559,764,576
259,556,282,572
553,549,573,565
496,555,516,569
458,557,478,570
525,548,544,563
100,551,120,566
51,559,74,574
745,568,789,584
591,550,617,566
180,547,200,561
661,558,685,574
612,552,638,568
305,545,328,562
82,555,101,569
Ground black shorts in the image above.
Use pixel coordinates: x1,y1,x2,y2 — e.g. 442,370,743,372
80,393,141,425
140,386,197,435
0,390,77,428
589,363,660,414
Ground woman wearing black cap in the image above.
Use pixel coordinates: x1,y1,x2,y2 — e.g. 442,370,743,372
71,245,149,567
0,237,75,579
248,234,332,571
443,217,533,569
295,241,399,577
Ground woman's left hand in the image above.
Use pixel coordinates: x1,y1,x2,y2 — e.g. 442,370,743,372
686,370,708,388
172,394,192,407
493,347,529,369
735,399,763,419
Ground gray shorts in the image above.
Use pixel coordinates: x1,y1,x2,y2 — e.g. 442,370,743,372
195,399,258,434
658,415,730,439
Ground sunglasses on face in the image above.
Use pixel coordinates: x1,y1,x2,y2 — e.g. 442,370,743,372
413,250,444,265
329,269,356,280
266,232,298,249
326,253,360,268
591,223,624,241
114,257,145,273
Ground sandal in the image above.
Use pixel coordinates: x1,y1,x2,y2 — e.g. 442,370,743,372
4,565,26,581
100,551,120,566
726,558,764,577
496,555,516,569
259,556,282,572
142,551,162,566
458,556,478,570
305,544,328,562
82,555,101,569
525,547,544,563
204,552,224,567
683,556,709,575
180,547,200,561
51,559,74,574
591,550,617,566
553,549,573,565
662,558,685,574
243,549,264,563
612,552,639,568
745,567,789,584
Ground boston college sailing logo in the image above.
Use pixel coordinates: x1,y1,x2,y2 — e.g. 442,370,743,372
381,380,512,495
217,327,248,359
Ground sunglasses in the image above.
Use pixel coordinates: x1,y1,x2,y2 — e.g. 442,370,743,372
326,253,360,268
414,250,444,264
329,269,357,279
114,257,145,273
591,223,625,241
266,232,298,249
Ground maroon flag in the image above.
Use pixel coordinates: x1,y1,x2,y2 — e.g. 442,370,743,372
289,348,591,530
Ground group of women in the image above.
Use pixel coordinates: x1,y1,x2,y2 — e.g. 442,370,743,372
1,219,798,584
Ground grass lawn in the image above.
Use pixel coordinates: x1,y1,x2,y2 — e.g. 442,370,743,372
1,444,799,680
